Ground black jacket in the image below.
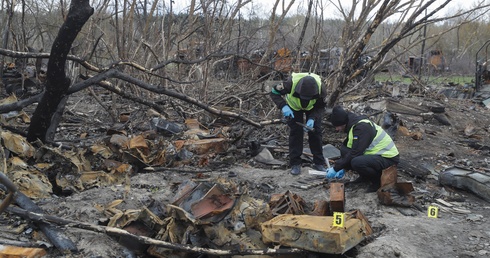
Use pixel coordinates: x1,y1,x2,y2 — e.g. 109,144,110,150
270,75,327,122
334,112,376,171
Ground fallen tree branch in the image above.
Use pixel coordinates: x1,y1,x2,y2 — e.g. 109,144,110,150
0,238,52,249
0,48,101,73
147,167,215,173
70,69,263,128
77,72,169,117
0,93,43,113
113,70,263,127
259,118,284,126
7,206,305,256
0,180,78,253
397,159,430,180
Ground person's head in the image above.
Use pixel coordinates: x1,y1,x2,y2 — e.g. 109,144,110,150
294,76,319,100
329,106,348,132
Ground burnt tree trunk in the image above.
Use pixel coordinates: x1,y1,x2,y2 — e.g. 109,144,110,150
27,0,94,143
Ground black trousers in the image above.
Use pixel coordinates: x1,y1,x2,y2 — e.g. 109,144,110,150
288,109,325,166
340,145,398,185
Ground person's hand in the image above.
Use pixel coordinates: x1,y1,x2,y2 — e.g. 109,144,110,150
305,119,314,132
281,105,294,118
326,167,337,179
335,169,345,179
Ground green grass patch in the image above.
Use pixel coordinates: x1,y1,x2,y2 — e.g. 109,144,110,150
374,72,474,85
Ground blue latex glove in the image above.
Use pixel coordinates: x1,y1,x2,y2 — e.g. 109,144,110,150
281,105,294,118
326,167,337,179
335,169,345,179
305,119,314,132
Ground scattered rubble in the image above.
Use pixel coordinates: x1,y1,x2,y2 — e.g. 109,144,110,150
1,78,490,257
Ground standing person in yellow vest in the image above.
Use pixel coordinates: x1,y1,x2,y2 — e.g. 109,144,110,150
270,72,328,175
327,106,400,192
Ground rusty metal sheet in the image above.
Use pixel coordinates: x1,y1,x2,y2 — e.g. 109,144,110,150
261,211,372,254
119,221,153,254
170,181,235,224
380,165,398,187
0,245,47,258
377,182,415,207
174,138,228,155
0,130,35,158
230,195,272,230
56,170,126,192
7,169,53,199
329,182,344,213
190,184,234,219
269,190,305,215
377,166,415,207
310,200,329,216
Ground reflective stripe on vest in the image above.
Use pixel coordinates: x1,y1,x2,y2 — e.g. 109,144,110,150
347,119,399,158
286,72,322,111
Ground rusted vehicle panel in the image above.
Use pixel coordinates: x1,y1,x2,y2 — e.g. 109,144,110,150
261,210,372,254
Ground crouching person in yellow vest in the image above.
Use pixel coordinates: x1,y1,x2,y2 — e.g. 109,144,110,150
270,72,329,175
327,106,400,192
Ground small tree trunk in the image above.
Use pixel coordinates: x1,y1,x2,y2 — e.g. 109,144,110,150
27,0,94,143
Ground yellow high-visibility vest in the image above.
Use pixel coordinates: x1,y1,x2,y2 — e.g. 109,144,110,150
286,73,322,111
347,119,399,158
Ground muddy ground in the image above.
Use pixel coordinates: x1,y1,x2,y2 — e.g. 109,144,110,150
1,82,490,258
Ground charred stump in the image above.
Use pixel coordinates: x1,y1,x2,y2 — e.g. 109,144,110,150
27,0,94,143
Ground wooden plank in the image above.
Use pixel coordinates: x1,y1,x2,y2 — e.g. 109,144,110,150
435,198,454,207
452,208,471,214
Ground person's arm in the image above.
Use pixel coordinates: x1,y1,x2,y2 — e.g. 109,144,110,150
334,144,352,171
270,77,293,109
333,122,375,171
349,122,376,157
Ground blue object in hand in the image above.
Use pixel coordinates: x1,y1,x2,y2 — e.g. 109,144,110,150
305,119,315,132
326,168,345,179
335,169,345,179
326,167,337,179
281,105,294,118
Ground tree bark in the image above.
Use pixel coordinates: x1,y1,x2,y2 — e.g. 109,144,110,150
27,0,94,143
0,0,14,79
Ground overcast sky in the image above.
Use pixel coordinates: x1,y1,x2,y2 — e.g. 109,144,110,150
169,0,483,19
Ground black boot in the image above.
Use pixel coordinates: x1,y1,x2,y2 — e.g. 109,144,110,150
346,175,368,185
366,179,381,193
290,165,301,175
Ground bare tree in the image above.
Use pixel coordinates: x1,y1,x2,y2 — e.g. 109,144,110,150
1,0,490,144
27,0,94,142
325,0,490,106
0,0,15,79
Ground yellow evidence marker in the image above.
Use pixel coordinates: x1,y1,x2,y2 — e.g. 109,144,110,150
332,212,345,227
428,205,439,218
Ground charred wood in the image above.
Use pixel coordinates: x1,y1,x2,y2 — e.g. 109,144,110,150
27,0,94,143
7,206,305,256
397,159,430,180
0,172,78,253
